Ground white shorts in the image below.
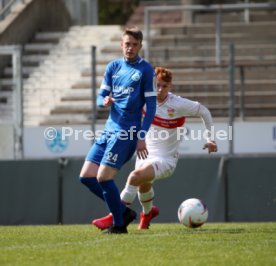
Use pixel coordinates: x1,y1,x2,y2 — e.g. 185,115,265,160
135,155,178,183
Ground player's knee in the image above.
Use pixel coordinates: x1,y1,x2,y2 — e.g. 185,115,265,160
128,169,143,186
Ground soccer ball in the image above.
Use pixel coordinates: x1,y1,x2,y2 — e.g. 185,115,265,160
178,198,208,228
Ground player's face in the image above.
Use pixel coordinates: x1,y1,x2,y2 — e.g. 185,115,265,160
156,79,171,102
121,35,142,62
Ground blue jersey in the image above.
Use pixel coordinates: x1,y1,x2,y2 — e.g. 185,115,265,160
98,57,156,131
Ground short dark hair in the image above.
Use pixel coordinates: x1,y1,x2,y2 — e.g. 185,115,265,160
123,27,143,42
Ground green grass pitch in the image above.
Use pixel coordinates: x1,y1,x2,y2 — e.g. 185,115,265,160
0,223,275,266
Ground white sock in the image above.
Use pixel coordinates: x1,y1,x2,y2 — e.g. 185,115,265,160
120,184,138,206
138,188,154,215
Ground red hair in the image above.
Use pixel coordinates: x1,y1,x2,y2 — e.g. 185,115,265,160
155,67,172,82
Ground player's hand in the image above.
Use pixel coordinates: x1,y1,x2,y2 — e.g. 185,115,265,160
136,139,149,160
203,140,217,154
103,96,115,107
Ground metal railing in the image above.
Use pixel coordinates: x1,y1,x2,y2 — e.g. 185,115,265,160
144,2,276,64
0,45,23,159
91,45,97,144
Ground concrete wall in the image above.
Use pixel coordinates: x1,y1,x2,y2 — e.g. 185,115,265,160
0,125,14,159
227,157,276,221
0,0,72,74
0,156,275,225
0,160,59,224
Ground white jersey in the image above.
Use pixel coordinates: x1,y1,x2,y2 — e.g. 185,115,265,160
144,92,212,158
136,92,213,181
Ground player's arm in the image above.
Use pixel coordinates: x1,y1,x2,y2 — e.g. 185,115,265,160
137,68,157,159
97,89,115,108
137,96,156,159
96,63,115,108
197,104,218,154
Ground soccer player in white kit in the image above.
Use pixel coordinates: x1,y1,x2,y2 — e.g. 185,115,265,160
92,66,218,230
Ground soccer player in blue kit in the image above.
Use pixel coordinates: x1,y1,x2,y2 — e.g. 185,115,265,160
79,27,157,234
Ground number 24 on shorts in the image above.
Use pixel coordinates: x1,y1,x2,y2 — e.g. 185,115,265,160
106,152,118,162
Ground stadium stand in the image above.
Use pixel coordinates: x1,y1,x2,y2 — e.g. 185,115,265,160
0,0,71,125
84,3,276,120
106,1,276,119
23,26,121,125
0,0,275,126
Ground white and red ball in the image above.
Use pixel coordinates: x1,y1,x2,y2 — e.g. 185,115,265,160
178,198,208,228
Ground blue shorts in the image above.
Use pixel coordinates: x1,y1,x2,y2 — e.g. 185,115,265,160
86,130,138,170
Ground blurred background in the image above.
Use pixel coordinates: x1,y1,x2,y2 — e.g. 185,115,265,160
0,0,275,225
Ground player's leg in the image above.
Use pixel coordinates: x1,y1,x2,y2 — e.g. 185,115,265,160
120,161,159,229
98,178,135,234
92,164,150,231
137,157,177,229
137,183,159,229
92,162,153,231
79,161,104,200
79,140,116,228
138,182,154,214
97,133,137,234
97,164,127,233
120,162,155,205
79,134,108,200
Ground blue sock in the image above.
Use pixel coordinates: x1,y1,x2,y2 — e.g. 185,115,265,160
79,177,104,201
99,180,126,227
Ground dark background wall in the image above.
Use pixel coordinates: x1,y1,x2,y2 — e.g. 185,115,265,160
0,155,275,225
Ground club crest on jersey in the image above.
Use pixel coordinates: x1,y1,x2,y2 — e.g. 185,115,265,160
167,107,175,117
131,71,142,81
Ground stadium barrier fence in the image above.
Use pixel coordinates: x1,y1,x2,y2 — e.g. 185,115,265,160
0,155,275,225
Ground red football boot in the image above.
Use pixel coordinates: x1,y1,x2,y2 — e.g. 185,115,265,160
92,213,113,230
138,206,159,230
92,207,137,230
